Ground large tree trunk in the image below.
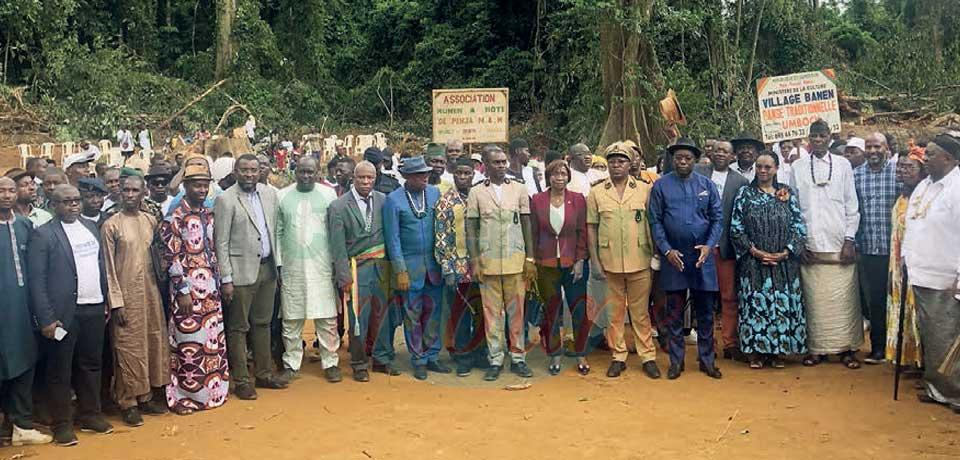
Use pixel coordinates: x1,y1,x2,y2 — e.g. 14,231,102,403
598,0,662,161
215,0,237,80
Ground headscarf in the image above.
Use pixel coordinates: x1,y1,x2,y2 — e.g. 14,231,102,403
907,145,926,164
591,155,607,167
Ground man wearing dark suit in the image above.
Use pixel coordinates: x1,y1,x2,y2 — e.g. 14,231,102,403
28,184,113,446
695,140,750,362
214,154,287,400
328,161,399,381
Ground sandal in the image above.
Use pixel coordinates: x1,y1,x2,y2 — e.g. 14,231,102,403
173,407,194,416
548,363,562,376
770,356,786,369
577,363,591,376
840,352,861,369
749,358,763,369
802,354,822,367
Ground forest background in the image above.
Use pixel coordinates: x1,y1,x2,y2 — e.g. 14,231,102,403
0,0,958,156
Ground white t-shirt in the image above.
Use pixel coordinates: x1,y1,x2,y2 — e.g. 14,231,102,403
711,169,729,196
116,129,134,152
491,183,503,202
138,129,152,151
61,220,104,304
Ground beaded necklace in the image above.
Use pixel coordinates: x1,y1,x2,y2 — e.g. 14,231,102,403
406,188,427,219
810,152,833,186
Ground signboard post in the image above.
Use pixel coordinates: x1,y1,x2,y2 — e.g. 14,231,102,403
432,88,509,144
757,69,841,143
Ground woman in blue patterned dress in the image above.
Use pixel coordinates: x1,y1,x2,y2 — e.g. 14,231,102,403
730,151,807,369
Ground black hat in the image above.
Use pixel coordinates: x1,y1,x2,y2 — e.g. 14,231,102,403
145,164,173,181
509,138,529,152
364,147,384,164
731,131,764,152
78,177,109,194
666,137,702,158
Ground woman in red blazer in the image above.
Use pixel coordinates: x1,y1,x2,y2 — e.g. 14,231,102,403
530,160,593,375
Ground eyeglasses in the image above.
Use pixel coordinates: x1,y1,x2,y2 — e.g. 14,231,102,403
150,180,170,186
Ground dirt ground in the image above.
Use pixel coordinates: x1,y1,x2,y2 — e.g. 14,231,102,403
3,339,958,460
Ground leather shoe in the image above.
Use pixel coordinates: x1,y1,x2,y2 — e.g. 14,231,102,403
642,361,661,379
255,376,289,389
606,361,626,378
353,369,370,382
699,362,723,379
483,366,502,381
120,407,143,427
723,348,748,363
413,365,428,380
667,363,683,380
427,361,452,374
510,362,533,378
78,416,114,434
234,384,258,400
53,425,78,447
372,362,402,376
139,399,168,415
456,361,472,377
324,366,343,383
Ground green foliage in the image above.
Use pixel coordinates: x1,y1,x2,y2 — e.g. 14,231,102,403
0,0,958,148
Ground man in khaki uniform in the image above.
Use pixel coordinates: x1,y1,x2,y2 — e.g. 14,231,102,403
587,141,661,379
466,145,537,381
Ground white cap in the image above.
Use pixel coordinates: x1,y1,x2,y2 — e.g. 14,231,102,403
211,157,236,182
846,137,866,152
63,152,94,170
281,141,294,150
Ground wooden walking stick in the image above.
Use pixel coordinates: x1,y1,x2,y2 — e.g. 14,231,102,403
893,268,908,401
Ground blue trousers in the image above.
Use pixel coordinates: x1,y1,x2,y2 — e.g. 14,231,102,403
665,290,717,368
445,282,488,365
399,281,443,366
346,260,399,369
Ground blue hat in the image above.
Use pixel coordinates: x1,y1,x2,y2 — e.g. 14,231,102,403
78,177,109,194
364,147,384,164
399,156,432,175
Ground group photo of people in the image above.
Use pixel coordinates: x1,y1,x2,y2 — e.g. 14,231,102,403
2,116,959,451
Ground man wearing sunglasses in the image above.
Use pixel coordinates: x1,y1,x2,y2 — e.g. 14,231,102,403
145,164,174,216
28,184,113,445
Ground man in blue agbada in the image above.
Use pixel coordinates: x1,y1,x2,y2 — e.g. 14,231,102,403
383,156,450,380
649,137,724,380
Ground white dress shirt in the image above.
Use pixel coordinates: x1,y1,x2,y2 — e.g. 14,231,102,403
902,167,960,291
789,153,860,253
710,169,729,196
568,169,591,196
731,161,756,182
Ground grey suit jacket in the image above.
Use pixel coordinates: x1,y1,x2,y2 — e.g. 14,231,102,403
327,190,387,287
214,183,279,286
695,165,750,259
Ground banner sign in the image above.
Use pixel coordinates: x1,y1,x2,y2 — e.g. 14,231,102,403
432,88,509,144
757,69,840,143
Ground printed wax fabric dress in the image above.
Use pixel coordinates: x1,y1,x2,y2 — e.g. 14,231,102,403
729,184,808,355
160,199,229,412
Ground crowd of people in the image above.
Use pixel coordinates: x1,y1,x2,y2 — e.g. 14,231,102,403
1,119,959,449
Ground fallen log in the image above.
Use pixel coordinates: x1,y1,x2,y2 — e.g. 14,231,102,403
157,79,228,130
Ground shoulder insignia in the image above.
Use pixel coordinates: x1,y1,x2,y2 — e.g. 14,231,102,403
604,181,612,189
628,179,637,188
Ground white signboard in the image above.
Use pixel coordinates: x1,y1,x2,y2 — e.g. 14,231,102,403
432,88,509,144
757,69,841,143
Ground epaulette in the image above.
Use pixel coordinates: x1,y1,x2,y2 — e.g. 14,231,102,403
590,178,607,188
505,174,524,184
